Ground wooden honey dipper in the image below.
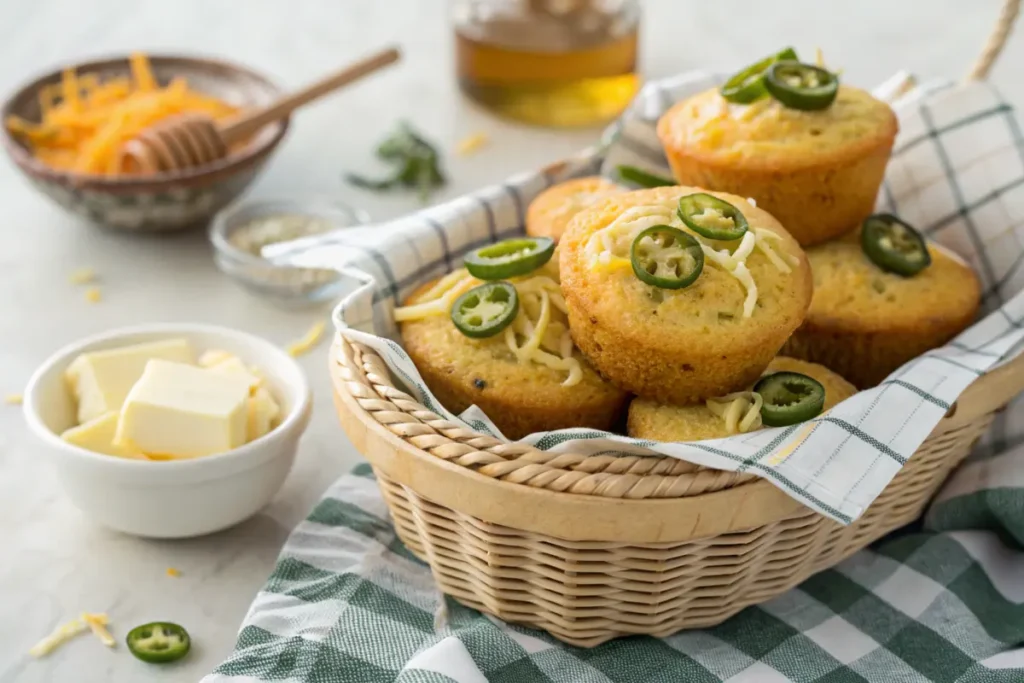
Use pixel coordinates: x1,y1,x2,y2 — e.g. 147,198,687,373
120,47,401,174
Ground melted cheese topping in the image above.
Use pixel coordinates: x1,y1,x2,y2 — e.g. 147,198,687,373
584,200,798,317
394,269,583,387
706,391,763,434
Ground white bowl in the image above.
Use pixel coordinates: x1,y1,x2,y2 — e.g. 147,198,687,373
23,323,313,539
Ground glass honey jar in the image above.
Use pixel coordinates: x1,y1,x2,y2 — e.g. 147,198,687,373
453,0,641,127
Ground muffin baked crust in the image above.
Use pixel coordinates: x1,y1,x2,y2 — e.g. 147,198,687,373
783,232,981,388
628,357,857,442
400,278,629,440
560,186,812,404
657,86,898,246
526,176,622,243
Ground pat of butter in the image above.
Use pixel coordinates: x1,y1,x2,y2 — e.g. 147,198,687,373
247,387,281,441
198,349,235,368
61,411,145,459
208,356,262,392
114,360,251,459
65,339,193,424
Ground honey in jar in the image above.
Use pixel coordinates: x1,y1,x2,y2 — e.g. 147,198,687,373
454,0,641,127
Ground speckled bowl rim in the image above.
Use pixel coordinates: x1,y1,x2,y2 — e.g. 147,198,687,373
0,53,290,192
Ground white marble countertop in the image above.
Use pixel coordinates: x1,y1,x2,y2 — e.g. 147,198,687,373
0,1,1020,681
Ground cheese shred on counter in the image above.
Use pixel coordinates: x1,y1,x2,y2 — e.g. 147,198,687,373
706,391,763,434
29,612,114,657
394,269,582,386
584,201,797,318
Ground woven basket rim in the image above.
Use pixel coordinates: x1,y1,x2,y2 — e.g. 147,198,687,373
330,333,1024,541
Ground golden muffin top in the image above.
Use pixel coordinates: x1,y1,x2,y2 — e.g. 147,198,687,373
560,186,812,351
526,176,622,243
657,85,897,168
628,357,856,443
397,255,600,389
806,230,981,333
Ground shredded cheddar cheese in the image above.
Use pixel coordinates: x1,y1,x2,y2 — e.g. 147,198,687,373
82,613,115,648
393,269,582,386
29,618,89,657
706,391,764,434
5,393,22,405
456,132,489,156
166,567,182,578
68,267,97,285
286,321,326,357
584,199,798,318
6,53,238,175
84,287,102,303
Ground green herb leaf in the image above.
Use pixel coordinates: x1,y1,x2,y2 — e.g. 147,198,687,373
616,165,676,188
346,122,446,202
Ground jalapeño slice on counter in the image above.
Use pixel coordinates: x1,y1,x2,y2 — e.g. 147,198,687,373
616,164,676,188
763,61,839,110
630,225,704,289
720,47,799,104
677,193,749,241
464,237,555,280
451,281,519,338
125,622,191,664
754,372,826,427
860,213,931,277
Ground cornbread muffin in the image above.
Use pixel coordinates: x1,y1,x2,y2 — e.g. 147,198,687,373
560,186,813,404
526,176,622,242
399,267,629,440
783,232,981,388
657,86,897,246
628,357,856,442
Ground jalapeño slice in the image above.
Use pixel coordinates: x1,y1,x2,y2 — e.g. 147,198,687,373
677,193,749,241
720,47,799,104
125,622,191,664
464,237,555,280
860,213,931,277
754,372,826,427
451,281,519,338
763,61,839,110
630,225,704,290
616,165,676,188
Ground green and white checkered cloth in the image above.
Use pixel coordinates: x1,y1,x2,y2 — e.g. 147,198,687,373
203,452,1024,682
269,71,1024,524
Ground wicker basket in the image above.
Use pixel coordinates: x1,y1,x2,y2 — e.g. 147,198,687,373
330,2,1022,648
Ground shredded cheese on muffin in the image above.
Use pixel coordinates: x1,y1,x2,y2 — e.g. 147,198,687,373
584,200,798,318
394,269,582,386
706,391,763,434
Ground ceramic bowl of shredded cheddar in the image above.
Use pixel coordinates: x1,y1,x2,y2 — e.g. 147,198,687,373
1,53,287,232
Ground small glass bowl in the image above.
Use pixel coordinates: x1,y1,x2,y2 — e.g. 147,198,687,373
209,197,369,305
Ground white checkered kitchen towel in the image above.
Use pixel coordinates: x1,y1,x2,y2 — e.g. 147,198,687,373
269,71,1024,525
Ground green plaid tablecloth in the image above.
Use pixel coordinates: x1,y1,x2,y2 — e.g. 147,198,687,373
203,452,1024,683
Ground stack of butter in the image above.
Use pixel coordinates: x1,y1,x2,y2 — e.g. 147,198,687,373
61,339,281,460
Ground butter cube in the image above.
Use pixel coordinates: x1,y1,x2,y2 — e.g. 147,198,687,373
247,387,281,441
66,339,193,424
114,360,251,459
61,411,145,459
208,357,262,392
198,349,236,368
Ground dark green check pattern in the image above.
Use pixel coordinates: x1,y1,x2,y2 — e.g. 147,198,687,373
204,458,1024,683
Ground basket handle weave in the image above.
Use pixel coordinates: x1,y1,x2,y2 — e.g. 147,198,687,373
966,0,1020,81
